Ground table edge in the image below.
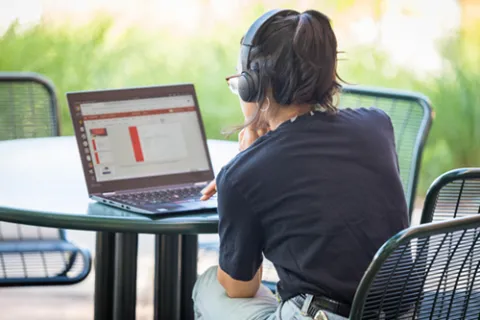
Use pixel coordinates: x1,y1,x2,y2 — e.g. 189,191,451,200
0,205,219,234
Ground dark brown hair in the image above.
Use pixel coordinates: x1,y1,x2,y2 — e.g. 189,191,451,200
238,10,343,130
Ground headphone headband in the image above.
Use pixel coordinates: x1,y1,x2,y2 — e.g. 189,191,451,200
240,9,298,71
237,9,298,103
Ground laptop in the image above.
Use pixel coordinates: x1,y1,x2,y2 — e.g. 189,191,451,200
67,84,217,215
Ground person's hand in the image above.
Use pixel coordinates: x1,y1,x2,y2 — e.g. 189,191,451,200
200,126,269,201
200,180,217,201
238,126,269,152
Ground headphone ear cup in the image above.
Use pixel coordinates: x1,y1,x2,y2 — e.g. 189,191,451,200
238,71,259,102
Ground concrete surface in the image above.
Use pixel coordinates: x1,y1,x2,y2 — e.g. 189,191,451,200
0,232,220,320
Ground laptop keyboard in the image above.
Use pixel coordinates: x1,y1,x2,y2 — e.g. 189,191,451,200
108,186,208,206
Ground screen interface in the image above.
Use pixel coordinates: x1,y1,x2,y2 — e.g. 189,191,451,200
75,95,210,183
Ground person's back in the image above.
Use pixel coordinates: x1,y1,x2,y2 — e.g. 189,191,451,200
221,107,408,304
192,8,409,320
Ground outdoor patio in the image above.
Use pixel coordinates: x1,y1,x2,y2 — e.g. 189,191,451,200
1,1,479,320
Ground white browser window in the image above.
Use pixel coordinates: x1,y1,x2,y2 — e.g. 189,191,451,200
79,95,210,182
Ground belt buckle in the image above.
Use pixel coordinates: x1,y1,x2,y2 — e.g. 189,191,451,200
314,310,328,320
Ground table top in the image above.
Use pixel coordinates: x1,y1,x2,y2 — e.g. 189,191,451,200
0,136,238,234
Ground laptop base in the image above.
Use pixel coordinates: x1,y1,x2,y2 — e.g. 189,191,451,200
92,195,217,215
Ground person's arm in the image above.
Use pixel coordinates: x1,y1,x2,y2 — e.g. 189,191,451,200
200,127,268,201
218,264,263,298
216,170,264,298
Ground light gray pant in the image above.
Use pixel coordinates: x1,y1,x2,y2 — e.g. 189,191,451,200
192,266,348,320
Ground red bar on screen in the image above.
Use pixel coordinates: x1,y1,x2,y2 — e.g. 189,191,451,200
94,152,100,164
92,139,97,151
90,128,107,136
128,126,144,162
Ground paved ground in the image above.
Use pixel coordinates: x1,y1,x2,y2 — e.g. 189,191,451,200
0,209,422,319
0,232,220,320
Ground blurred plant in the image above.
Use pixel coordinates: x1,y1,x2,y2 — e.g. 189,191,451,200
337,45,418,89
417,27,480,191
0,16,149,129
0,17,244,139
0,12,478,195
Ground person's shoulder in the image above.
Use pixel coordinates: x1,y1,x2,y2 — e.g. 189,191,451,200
339,107,393,130
216,135,275,191
364,107,393,123
341,106,391,121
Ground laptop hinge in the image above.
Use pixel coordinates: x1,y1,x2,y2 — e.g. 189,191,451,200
102,192,116,196
194,181,209,187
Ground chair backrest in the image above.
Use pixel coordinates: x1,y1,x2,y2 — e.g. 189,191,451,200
0,72,64,240
0,72,60,140
339,85,433,221
421,168,480,224
350,214,480,320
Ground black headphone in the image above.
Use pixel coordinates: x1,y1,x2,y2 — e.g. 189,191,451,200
238,9,299,102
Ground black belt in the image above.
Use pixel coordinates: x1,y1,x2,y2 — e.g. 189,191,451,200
291,294,350,318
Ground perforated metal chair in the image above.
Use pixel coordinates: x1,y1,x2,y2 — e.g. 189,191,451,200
340,85,433,220
350,214,480,319
0,72,91,285
420,168,480,224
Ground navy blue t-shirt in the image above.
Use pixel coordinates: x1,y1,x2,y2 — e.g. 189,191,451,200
216,107,408,304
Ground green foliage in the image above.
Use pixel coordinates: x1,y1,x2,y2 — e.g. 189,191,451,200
417,30,480,191
0,17,245,139
337,32,480,193
0,15,478,194
337,46,419,90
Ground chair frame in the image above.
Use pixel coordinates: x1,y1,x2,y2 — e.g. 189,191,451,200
0,72,65,241
0,72,61,136
341,85,433,219
0,72,91,286
0,241,92,286
420,167,480,224
350,214,480,319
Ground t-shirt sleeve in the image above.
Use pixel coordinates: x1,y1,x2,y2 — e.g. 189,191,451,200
371,107,401,173
216,170,263,281
384,113,401,173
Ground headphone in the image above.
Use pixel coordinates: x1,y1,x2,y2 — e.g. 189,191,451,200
238,9,299,102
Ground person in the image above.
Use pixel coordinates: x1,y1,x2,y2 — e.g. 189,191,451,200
193,8,408,320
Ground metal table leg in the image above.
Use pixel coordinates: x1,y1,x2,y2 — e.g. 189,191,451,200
154,234,182,320
180,235,198,320
113,233,138,320
94,232,116,320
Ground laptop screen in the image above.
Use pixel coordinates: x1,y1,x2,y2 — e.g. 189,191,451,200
80,95,210,182
68,84,215,195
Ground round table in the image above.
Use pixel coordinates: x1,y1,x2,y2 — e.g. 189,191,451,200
0,136,238,320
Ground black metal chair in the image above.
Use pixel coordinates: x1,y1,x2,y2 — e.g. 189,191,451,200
350,214,480,319
0,72,91,285
340,85,433,220
420,168,480,224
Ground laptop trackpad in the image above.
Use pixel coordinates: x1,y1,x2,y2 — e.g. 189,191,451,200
153,203,185,213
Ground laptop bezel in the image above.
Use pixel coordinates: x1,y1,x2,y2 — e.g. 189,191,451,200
67,83,215,195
